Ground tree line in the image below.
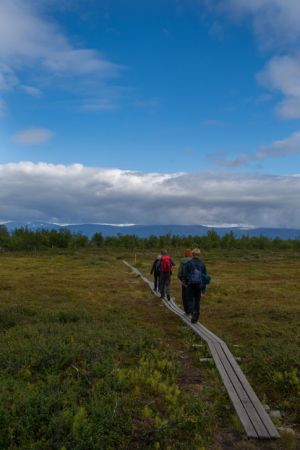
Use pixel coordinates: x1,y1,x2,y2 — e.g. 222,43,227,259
0,225,300,251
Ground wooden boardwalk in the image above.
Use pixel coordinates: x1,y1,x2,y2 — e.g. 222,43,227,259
123,260,280,440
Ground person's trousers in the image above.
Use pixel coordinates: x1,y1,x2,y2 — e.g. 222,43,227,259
181,285,191,314
159,272,171,298
153,273,159,290
187,284,202,321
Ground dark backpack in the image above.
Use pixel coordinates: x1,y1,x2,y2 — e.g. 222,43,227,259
160,256,172,273
155,259,161,274
188,260,203,286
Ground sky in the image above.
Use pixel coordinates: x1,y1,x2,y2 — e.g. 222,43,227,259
1,0,300,227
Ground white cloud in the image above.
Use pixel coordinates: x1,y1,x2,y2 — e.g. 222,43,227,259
0,63,18,91
212,131,300,167
12,128,54,145
0,1,120,76
207,1,300,118
209,0,300,50
0,162,300,227
20,85,42,97
257,54,300,118
0,0,122,109
42,49,119,77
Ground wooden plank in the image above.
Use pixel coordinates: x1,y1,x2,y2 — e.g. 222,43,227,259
218,342,280,438
164,300,259,437
211,341,271,438
164,302,260,436
177,308,278,437
163,301,265,436
158,302,279,438
166,300,213,342
167,302,270,438
198,322,226,345
167,301,273,437
123,261,279,439
186,319,274,437
208,342,259,438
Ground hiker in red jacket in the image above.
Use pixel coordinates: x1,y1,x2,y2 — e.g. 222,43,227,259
159,249,175,301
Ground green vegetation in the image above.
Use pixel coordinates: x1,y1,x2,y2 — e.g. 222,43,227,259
131,249,300,449
0,248,299,449
1,225,300,251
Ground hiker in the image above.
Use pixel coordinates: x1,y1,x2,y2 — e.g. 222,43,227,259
159,249,175,301
184,248,207,323
177,248,192,314
150,254,161,292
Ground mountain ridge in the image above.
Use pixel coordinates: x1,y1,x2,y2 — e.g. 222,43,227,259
2,221,300,240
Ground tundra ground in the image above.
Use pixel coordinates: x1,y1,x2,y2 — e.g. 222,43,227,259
0,249,299,449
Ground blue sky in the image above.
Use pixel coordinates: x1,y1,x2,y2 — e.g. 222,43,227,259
1,0,300,226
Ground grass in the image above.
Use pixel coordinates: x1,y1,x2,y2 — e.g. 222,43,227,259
131,248,300,447
0,248,299,449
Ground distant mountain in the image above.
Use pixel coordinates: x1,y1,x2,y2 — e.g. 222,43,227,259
2,221,300,240
67,224,209,238
4,221,61,232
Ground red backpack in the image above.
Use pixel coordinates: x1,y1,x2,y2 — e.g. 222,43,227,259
160,255,172,272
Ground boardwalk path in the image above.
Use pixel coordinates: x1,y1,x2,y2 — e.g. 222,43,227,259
123,260,280,440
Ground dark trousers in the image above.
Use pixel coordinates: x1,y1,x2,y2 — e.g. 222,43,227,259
187,284,202,321
159,272,171,298
153,273,159,290
181,285,191,314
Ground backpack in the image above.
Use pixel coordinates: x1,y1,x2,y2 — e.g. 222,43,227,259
160,255,172,273
188,260,203,286
155,259,161,274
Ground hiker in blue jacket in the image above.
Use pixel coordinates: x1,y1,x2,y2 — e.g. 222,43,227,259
184,248,207,323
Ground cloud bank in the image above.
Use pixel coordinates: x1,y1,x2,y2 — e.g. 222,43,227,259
1,162,300,228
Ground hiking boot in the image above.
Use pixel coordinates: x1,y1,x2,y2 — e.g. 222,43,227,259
191,317,198,324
